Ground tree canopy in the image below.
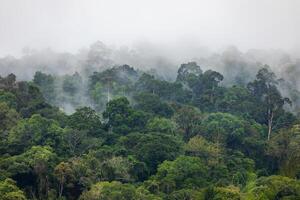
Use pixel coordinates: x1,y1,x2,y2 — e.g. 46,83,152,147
0,63,299,200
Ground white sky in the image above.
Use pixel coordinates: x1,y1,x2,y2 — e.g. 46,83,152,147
0,0,299,56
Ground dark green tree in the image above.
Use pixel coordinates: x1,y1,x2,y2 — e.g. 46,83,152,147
68,107,103,135
103,97,149,134
174,106,202,141
133,92,174,118
33,71,56,103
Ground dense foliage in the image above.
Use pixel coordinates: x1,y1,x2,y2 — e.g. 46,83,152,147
0,62,299,200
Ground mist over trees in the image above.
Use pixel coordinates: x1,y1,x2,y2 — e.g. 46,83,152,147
0,41,300,199
1,41,300,115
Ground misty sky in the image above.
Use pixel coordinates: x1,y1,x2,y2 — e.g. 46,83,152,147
0,0,299,57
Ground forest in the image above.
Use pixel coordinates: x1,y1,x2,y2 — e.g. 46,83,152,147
0,46,300,200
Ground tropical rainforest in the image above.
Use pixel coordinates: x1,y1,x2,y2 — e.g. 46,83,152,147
0,45,300,200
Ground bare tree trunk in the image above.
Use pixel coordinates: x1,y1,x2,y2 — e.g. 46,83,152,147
37,174,44,200
210,85,214,104
59,177,64,198
45,175,49,199
267,109,274,140
30,188,37,200
107,87,110,103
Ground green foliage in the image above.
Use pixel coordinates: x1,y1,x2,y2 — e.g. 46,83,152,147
185,136,221,165
68,107,103,135
0,91,17,109
0,103,20,139
62,128,103,156
79,181,161,200
177,62,203,83
146,117,177,134
103,97,149,134
0,65,299,200
216,85,255,117
0,145,56,176
15,82,45,117
183,67,224,111
0,146,57,199
135,73,192,103
90,82,106,110
220,151,255,187
62,72,82,96
0,74,17,91
57,150,143,192
133,92,174,118
118,132,183,174
245,175,300,200
248,67,293,140
167,189,205,200
33,71,57,105
174,105,202,141
8,114,63,154
205,186,241,200
267,125,300,178
200,112,263,149
0,178,27,200
89,65,139,110
54,161,76,198
152,156,208,194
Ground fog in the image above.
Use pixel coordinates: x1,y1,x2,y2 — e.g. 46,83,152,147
0,0,300,113
0,0,299,57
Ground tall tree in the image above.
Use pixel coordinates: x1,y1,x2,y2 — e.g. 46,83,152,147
33,71,56,103
103,97,148,134
174,106,202,141
54,162,74,198
248,67,291,140
176,62,202,84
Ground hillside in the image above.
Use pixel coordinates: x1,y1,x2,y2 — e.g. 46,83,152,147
0,62,299,199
